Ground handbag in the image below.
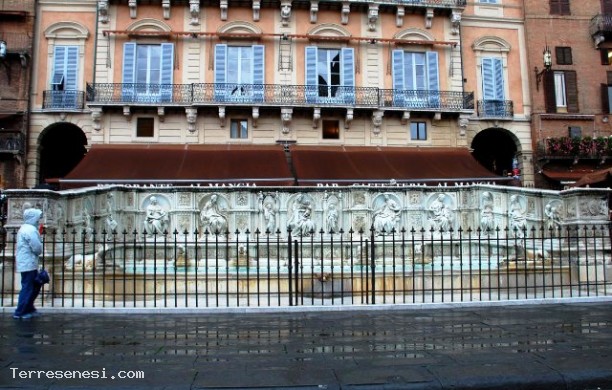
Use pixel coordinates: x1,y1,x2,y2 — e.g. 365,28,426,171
35,268,50,285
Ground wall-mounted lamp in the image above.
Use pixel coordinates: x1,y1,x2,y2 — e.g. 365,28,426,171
0,40,6,59
534,46,552,91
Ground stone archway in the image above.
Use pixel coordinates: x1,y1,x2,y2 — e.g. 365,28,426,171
38,122,87,187
471,127,519,177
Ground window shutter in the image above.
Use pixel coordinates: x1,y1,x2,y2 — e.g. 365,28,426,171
160,43,174,84
122,43,136,84
426,51,440,108
214,44,227,101
52,46,66,87
555,47,572,65
122,43,136,102
341,47,355,104
565,70,578,113
392,50,405,106
252,44,265,102
544,71,556,113
160,43,174,102
305,46,318,103
601,84,610,114
482,58,494,99
65,47,78,90
550,0,570,15
602,50,610,66
493,58,504,100
426,51,439,91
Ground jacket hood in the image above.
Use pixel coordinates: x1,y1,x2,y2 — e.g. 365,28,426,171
23,208,43,226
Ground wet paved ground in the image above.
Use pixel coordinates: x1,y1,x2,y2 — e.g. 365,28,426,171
0,301,611,389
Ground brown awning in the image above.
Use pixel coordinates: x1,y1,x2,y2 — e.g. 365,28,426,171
541,161,612,186
60,144,295,188
573,167,612,188
290,145,507,185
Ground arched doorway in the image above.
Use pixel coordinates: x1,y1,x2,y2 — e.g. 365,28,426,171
471,128,519,177
38,123,87,187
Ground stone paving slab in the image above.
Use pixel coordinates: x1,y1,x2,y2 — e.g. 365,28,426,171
0,302,612,389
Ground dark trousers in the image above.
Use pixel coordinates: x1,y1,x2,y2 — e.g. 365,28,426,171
14,270,41,317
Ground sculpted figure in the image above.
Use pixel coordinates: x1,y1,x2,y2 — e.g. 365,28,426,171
480,192,494,233
508,195,527,237
288,194,315,236
373,195,400,235
544,202,562,231
144,196,169,235
259,193,278,234
428,194,453,232
326,202,339,233
200,194,228,234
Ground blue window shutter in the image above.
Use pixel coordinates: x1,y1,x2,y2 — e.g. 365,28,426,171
482,57,505,115
51,46,67,108
493,58,504,100
252,44,265,103
122,43,136,102
160,43,174,102
214,44,227,101
64,47,79,107
305,46,318,103
52,46,66,83
426,51,440,108
64,47,78,90
426,51,439,91
482,57,495,100
392,49,405,107
341,47,355,104
160,43,174,84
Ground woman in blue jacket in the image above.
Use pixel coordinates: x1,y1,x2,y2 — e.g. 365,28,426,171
13,208,43,320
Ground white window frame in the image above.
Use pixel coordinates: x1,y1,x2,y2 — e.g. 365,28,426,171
122,42,174,103
554,71,567,111
305,46,355,105
214,44,265,103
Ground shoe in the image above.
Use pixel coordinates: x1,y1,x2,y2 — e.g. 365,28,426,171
19,313,33,320
12,314,21,320
30,311,42,317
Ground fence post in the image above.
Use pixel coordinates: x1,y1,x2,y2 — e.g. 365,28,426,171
294,239,299,305
288,228,293,306
370,225,376,305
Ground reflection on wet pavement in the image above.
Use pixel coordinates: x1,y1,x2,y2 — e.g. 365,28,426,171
1,303,611,389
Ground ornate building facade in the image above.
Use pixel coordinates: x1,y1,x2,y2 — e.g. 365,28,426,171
526,0,612,189
0,0,34,188
26,0,534,189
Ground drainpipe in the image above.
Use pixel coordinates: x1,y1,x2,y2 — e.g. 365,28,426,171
25,0,39,188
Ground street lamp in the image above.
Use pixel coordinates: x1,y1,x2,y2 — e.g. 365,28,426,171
534,46,552,91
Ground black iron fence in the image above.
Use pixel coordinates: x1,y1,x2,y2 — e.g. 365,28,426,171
86,83,474,112
1,225,610,309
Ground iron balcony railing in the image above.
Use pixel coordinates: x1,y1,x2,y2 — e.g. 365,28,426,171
590,14,612,40
0,131,24,154
380,89,474,111
86,83,475,112
0,224,609,308
477,99,514,119
42,90,86,110
324,0,465,7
